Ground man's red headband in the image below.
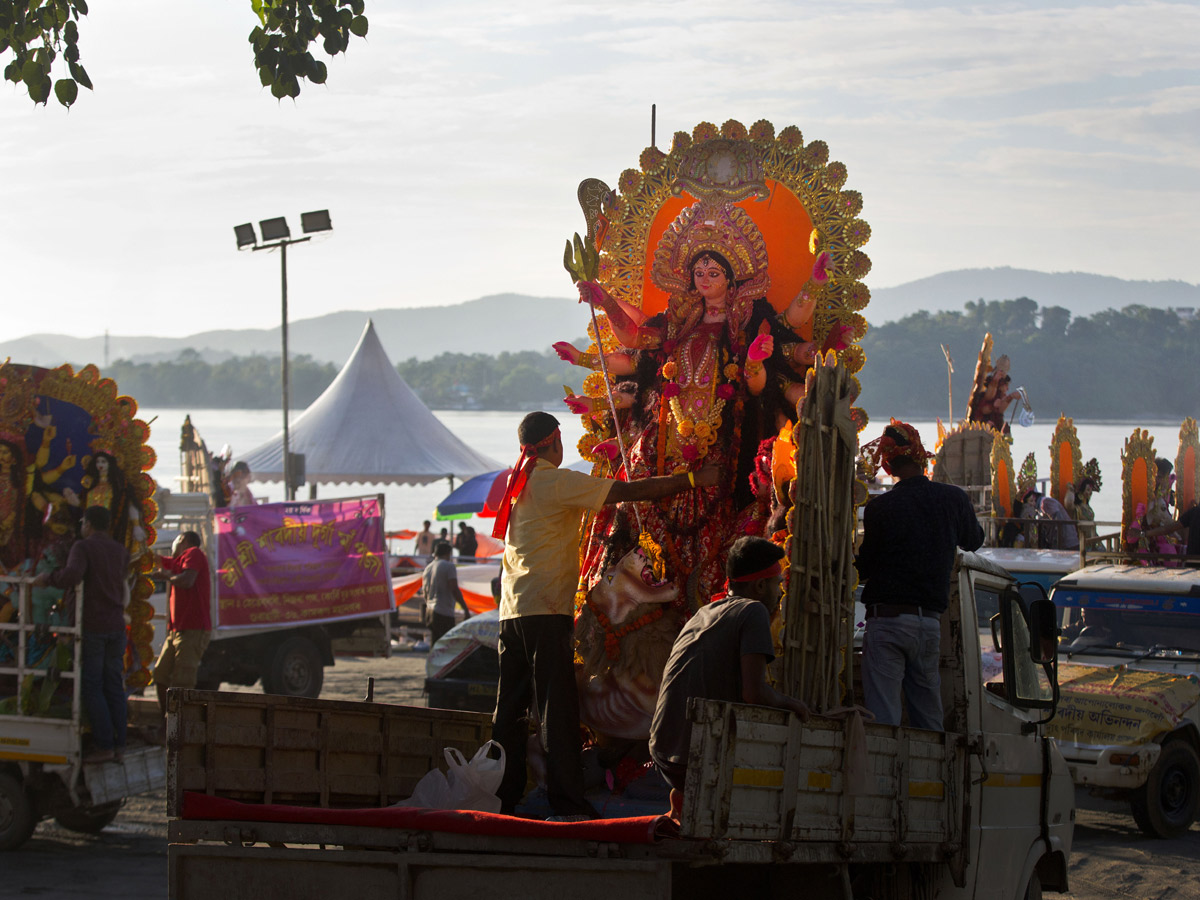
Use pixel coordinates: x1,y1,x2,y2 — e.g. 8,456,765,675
492,428,561,541
728,561,782,582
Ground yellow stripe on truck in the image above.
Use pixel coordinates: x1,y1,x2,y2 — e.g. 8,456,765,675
733,767,785,787
983,773,1043,788
0,750,70,764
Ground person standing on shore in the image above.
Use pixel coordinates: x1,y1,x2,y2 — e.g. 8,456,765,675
422,540,471,645
33,506,131,763
490,411,718,820
856,421,983,731
414,520,436,558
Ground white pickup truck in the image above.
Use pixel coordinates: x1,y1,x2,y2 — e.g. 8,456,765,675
165,552,1074,900
1049,562,1200,837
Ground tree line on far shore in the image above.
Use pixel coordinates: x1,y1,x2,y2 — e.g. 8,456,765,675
103,299,1198,418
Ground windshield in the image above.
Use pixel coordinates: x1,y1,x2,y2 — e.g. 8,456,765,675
1059,606,1200,659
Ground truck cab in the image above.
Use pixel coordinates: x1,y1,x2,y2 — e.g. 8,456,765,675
1048,563,1200,837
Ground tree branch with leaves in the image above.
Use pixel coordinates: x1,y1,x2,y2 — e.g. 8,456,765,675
0,0,368,107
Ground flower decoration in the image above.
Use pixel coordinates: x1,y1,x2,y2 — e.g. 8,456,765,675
618,168,642,194
694,422,712,440
717,384,735,400
846,250,872,280
845,282,871,311
671,131,692,153
639,146,666,172
721,119,748,140
812,251,833,284
692,121,719,142
805,140,829,166
723,363,740,380
778,125,803,150
823,161,847,190
845,218,872,249
662,382,681,399
749,119,775,141
809,228,822,254
662,361,677,379
840,190,863,216
583,371,610,398
677,419,695,438
681,445,699,461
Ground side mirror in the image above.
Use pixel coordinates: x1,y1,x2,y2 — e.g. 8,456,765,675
1026,598,1059,664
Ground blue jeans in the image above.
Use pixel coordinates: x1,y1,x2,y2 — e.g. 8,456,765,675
861,614,944,731
81,631,128,752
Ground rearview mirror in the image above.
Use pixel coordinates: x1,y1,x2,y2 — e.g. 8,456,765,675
1026,598,1059,665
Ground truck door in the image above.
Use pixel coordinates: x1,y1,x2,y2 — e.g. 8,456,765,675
971,575,1062,900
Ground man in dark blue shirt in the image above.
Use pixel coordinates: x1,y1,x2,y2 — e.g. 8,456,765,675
856,421,983,730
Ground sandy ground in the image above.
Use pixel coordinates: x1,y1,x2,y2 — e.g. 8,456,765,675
5,649,1199,899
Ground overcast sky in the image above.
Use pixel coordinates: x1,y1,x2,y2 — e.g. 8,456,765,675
1,0,1196,339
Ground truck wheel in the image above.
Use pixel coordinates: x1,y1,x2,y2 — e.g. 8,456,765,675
1023,872,1042,900
263,636,324,698
0,772,36,851
1131,740,1200,838
54,801,122,834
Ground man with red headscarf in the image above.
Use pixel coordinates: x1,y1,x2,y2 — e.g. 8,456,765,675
856,420,982,730
491,411,717,820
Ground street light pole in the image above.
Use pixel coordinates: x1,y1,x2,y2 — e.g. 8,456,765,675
280,240,291,500
234,211,333,502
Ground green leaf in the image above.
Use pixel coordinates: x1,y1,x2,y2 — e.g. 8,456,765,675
54,77,77,106
259,65,273,87
28,75,51,104
4,60,22,84
270,78,287,99
350,0,364,14
74,0,89,15
21,58,42,85
349,15,367,37
308,59,327,84
251,0,268,27
64,43,78,62
68,60,91,89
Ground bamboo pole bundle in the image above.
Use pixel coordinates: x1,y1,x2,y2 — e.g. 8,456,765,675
781,355,861,711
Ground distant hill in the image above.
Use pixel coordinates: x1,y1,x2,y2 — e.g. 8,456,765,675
0,294,588,367
869,267,1199,322
2,270,1196,366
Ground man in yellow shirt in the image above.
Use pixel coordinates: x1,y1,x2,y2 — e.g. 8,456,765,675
491,411,716,819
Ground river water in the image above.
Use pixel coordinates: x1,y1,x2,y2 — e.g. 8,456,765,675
138,408,1185,541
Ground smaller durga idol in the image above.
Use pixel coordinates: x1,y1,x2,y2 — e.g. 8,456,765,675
553,119,872,745
0,362,158,699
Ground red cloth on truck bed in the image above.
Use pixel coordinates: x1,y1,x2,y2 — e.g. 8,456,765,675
181,792,676,843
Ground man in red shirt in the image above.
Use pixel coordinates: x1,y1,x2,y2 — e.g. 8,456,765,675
152,531,212,717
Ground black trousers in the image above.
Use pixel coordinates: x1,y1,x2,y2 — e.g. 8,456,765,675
430,612,455,646
492,614,590,816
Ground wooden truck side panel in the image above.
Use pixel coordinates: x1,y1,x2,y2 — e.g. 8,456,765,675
167,689,492,815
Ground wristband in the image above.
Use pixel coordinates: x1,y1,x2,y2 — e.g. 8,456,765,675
687,471,696,488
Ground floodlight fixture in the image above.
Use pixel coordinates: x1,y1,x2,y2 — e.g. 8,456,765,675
301,210,333,234
259,216,291,242
234,223,258,249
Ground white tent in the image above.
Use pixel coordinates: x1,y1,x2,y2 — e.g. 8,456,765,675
241,319,502,486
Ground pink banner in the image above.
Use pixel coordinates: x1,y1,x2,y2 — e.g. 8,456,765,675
215,497,392,629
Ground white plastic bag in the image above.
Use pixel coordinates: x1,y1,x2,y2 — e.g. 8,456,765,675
394,740,505,812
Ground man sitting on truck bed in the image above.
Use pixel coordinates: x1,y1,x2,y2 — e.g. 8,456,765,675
857,421,983,731
152,531,212,721
649,536,811,819
490,411,717,820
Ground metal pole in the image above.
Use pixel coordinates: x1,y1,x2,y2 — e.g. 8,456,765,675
281,241,292,501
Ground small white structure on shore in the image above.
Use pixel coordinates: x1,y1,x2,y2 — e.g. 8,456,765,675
241,319,502,491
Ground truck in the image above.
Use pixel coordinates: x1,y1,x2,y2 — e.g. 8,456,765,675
166,551,1074,900
1,575,166,850
1048,560,1200,837
153,488,394,699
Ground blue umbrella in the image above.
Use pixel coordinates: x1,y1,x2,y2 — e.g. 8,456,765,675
434,469,509,520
